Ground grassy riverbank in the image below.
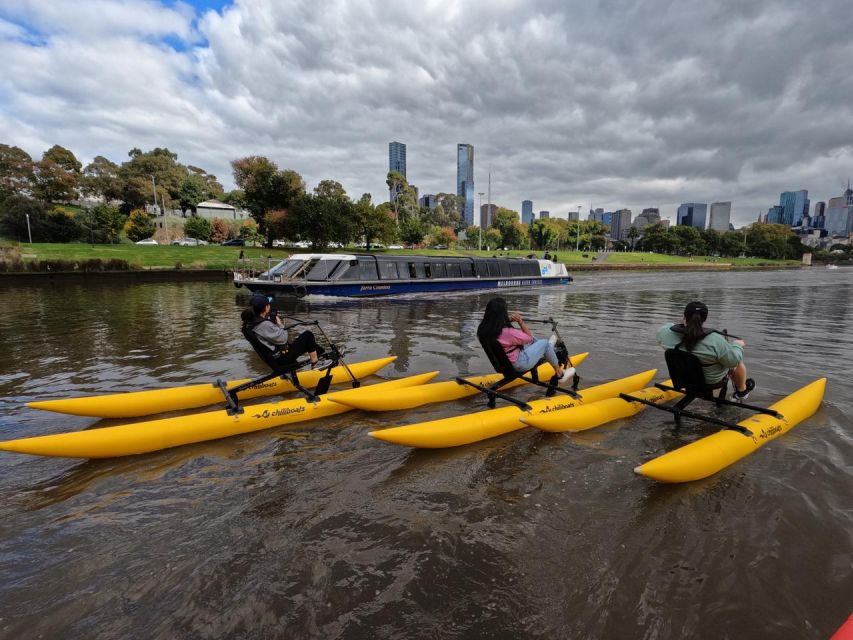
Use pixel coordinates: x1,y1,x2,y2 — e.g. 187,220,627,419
0,241,798,272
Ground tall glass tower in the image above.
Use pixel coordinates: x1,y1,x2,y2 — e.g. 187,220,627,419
779,190,808,226
521,200,533,224
457,144,474,226
677,202,708,229
389,141,406,177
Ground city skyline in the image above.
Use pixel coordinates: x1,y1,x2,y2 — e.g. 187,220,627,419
2,1,853,227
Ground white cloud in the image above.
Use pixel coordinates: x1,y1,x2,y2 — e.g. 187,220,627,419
1,0,853,225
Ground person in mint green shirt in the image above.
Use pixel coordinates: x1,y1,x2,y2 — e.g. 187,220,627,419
656,300,755,401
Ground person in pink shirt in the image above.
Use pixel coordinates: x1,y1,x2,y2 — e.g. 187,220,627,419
478,297,575,383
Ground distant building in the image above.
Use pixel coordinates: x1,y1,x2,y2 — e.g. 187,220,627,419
602,211,613,228
779,190,809,226
812,201,826,229
709,202,731,232
588,207,605,222
457,144,475,226
610,209,632,240
677,202,707,229
522,200,534,224
825,186,853,237
480,204,498,228
195,200,248,221
419,194,438,209
567,210,580,222
389,141,406,178
633,208,661,232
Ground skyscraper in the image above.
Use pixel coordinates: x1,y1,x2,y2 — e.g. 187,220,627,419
522,200,533,224
610,209,632,240
457,144,474,226
389,141,406,177
480,204,498,228
779,190,809,226
539,211,550,219
709,202,731,231
677,203,707,229
633,209,661,232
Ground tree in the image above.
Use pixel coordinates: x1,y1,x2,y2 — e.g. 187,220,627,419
627,226,640,251
33,147,81,203
210,218,231,243
287,187,355,250
123,209,155,242
86,203,126,243
491,208,523,248
0,195,49,241
0,144,34,198
701,228,722,256
239,219,261,245
82,156,122,202
118,147,186,212
184,215,212,241
264,209,289,241
399,216,425,247
353,194,396,249
178,174,207,215
530,219,557,250
386,171,417,223
41,208,83,242
719,231,745,257
231,156,305,241
221,189,246,208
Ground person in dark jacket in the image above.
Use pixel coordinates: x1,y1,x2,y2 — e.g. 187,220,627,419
243,294,323,367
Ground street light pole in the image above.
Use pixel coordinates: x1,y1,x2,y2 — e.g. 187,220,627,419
151,175,158,214
26,213,32,243
478,191,485,252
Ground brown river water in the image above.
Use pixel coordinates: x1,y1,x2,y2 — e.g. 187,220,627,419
0,268,851,639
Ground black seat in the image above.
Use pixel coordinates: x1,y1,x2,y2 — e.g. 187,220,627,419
241,324,303,376
664,347,728,401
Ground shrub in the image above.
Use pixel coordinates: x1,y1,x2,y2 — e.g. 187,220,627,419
184,215,212,241
123,208,156,242
0,195,49,241
210,217,230,243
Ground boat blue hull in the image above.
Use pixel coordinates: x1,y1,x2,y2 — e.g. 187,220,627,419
242,276,572,297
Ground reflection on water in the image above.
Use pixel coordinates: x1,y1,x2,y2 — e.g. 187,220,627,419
0,269,852,639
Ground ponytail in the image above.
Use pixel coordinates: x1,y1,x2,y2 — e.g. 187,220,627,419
683,313,705,351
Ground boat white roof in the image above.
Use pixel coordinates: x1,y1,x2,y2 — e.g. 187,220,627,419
289,253,357,260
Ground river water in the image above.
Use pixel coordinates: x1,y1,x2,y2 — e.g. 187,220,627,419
0,268,851,639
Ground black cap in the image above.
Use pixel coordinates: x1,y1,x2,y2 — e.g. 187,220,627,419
250,294,271,313
684,300,708,320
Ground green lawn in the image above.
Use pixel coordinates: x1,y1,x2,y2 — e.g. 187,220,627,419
2,242,796,271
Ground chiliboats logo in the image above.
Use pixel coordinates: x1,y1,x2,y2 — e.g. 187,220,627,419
252,406,306,419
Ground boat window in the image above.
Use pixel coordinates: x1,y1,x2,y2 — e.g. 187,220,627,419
306,259,340,281
461,262,475,277
524,261,540,276
424,263,432,278
397,262,412,280
510,262,524,276
499,261,511,277
268,259,306,278
331,259,360,281
408,262,418,278
358,258,379,280
488,261,501,277
447,262,462,278
379,260,399,279
431,262,446,278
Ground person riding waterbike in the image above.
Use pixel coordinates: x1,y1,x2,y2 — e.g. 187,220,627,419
656,300,755,401
241,293,325,368
478,297,575,384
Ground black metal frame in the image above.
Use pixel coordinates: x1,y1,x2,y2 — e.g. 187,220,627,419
618,347,781,438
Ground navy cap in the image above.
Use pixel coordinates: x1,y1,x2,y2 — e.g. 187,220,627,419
250,294,271,313
684,300,708,320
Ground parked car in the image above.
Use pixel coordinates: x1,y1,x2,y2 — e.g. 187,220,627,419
135,238,158,245
222,238,245,246
171,238,209,246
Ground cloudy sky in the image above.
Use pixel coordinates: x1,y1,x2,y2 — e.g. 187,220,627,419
2,0,853,225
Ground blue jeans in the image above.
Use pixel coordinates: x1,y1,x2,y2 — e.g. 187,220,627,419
513,338,558,372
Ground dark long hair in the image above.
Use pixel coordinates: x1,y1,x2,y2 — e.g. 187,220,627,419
682,301,709,351
478,297,512,341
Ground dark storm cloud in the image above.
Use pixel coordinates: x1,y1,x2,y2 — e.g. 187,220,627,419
1,0,852,224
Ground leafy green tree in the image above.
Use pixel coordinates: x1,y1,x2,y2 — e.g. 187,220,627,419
41,208,83,242
386,171,417,223
178,174,207,215
264,209,289,241
118,147,186,212
483,228,503,251
184,215,212,241
530,219,557,250
82,156,122,202
221,189,247,208
669,225,705,255
353,194,396,249
0,195,48,241
44,145,82,173
287,188,355,250
745,223,796,259
627,226,640,250
231,156,305,241
239,219,261,245
0,144,34,198
701,228,721,256
399,216,425,247
719,231,745,257
434,193,466,229
81,203,125,244
491,208,523,248
33,148,81,203
123,209,156,242
186,165,224,200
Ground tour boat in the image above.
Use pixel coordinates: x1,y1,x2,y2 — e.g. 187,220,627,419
233,253,572,297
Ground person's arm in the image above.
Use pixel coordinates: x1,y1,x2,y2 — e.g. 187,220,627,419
253,320,289,346
713,335,744,368
509,312,533,338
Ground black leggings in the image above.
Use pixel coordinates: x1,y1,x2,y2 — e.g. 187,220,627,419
275,331,320,365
